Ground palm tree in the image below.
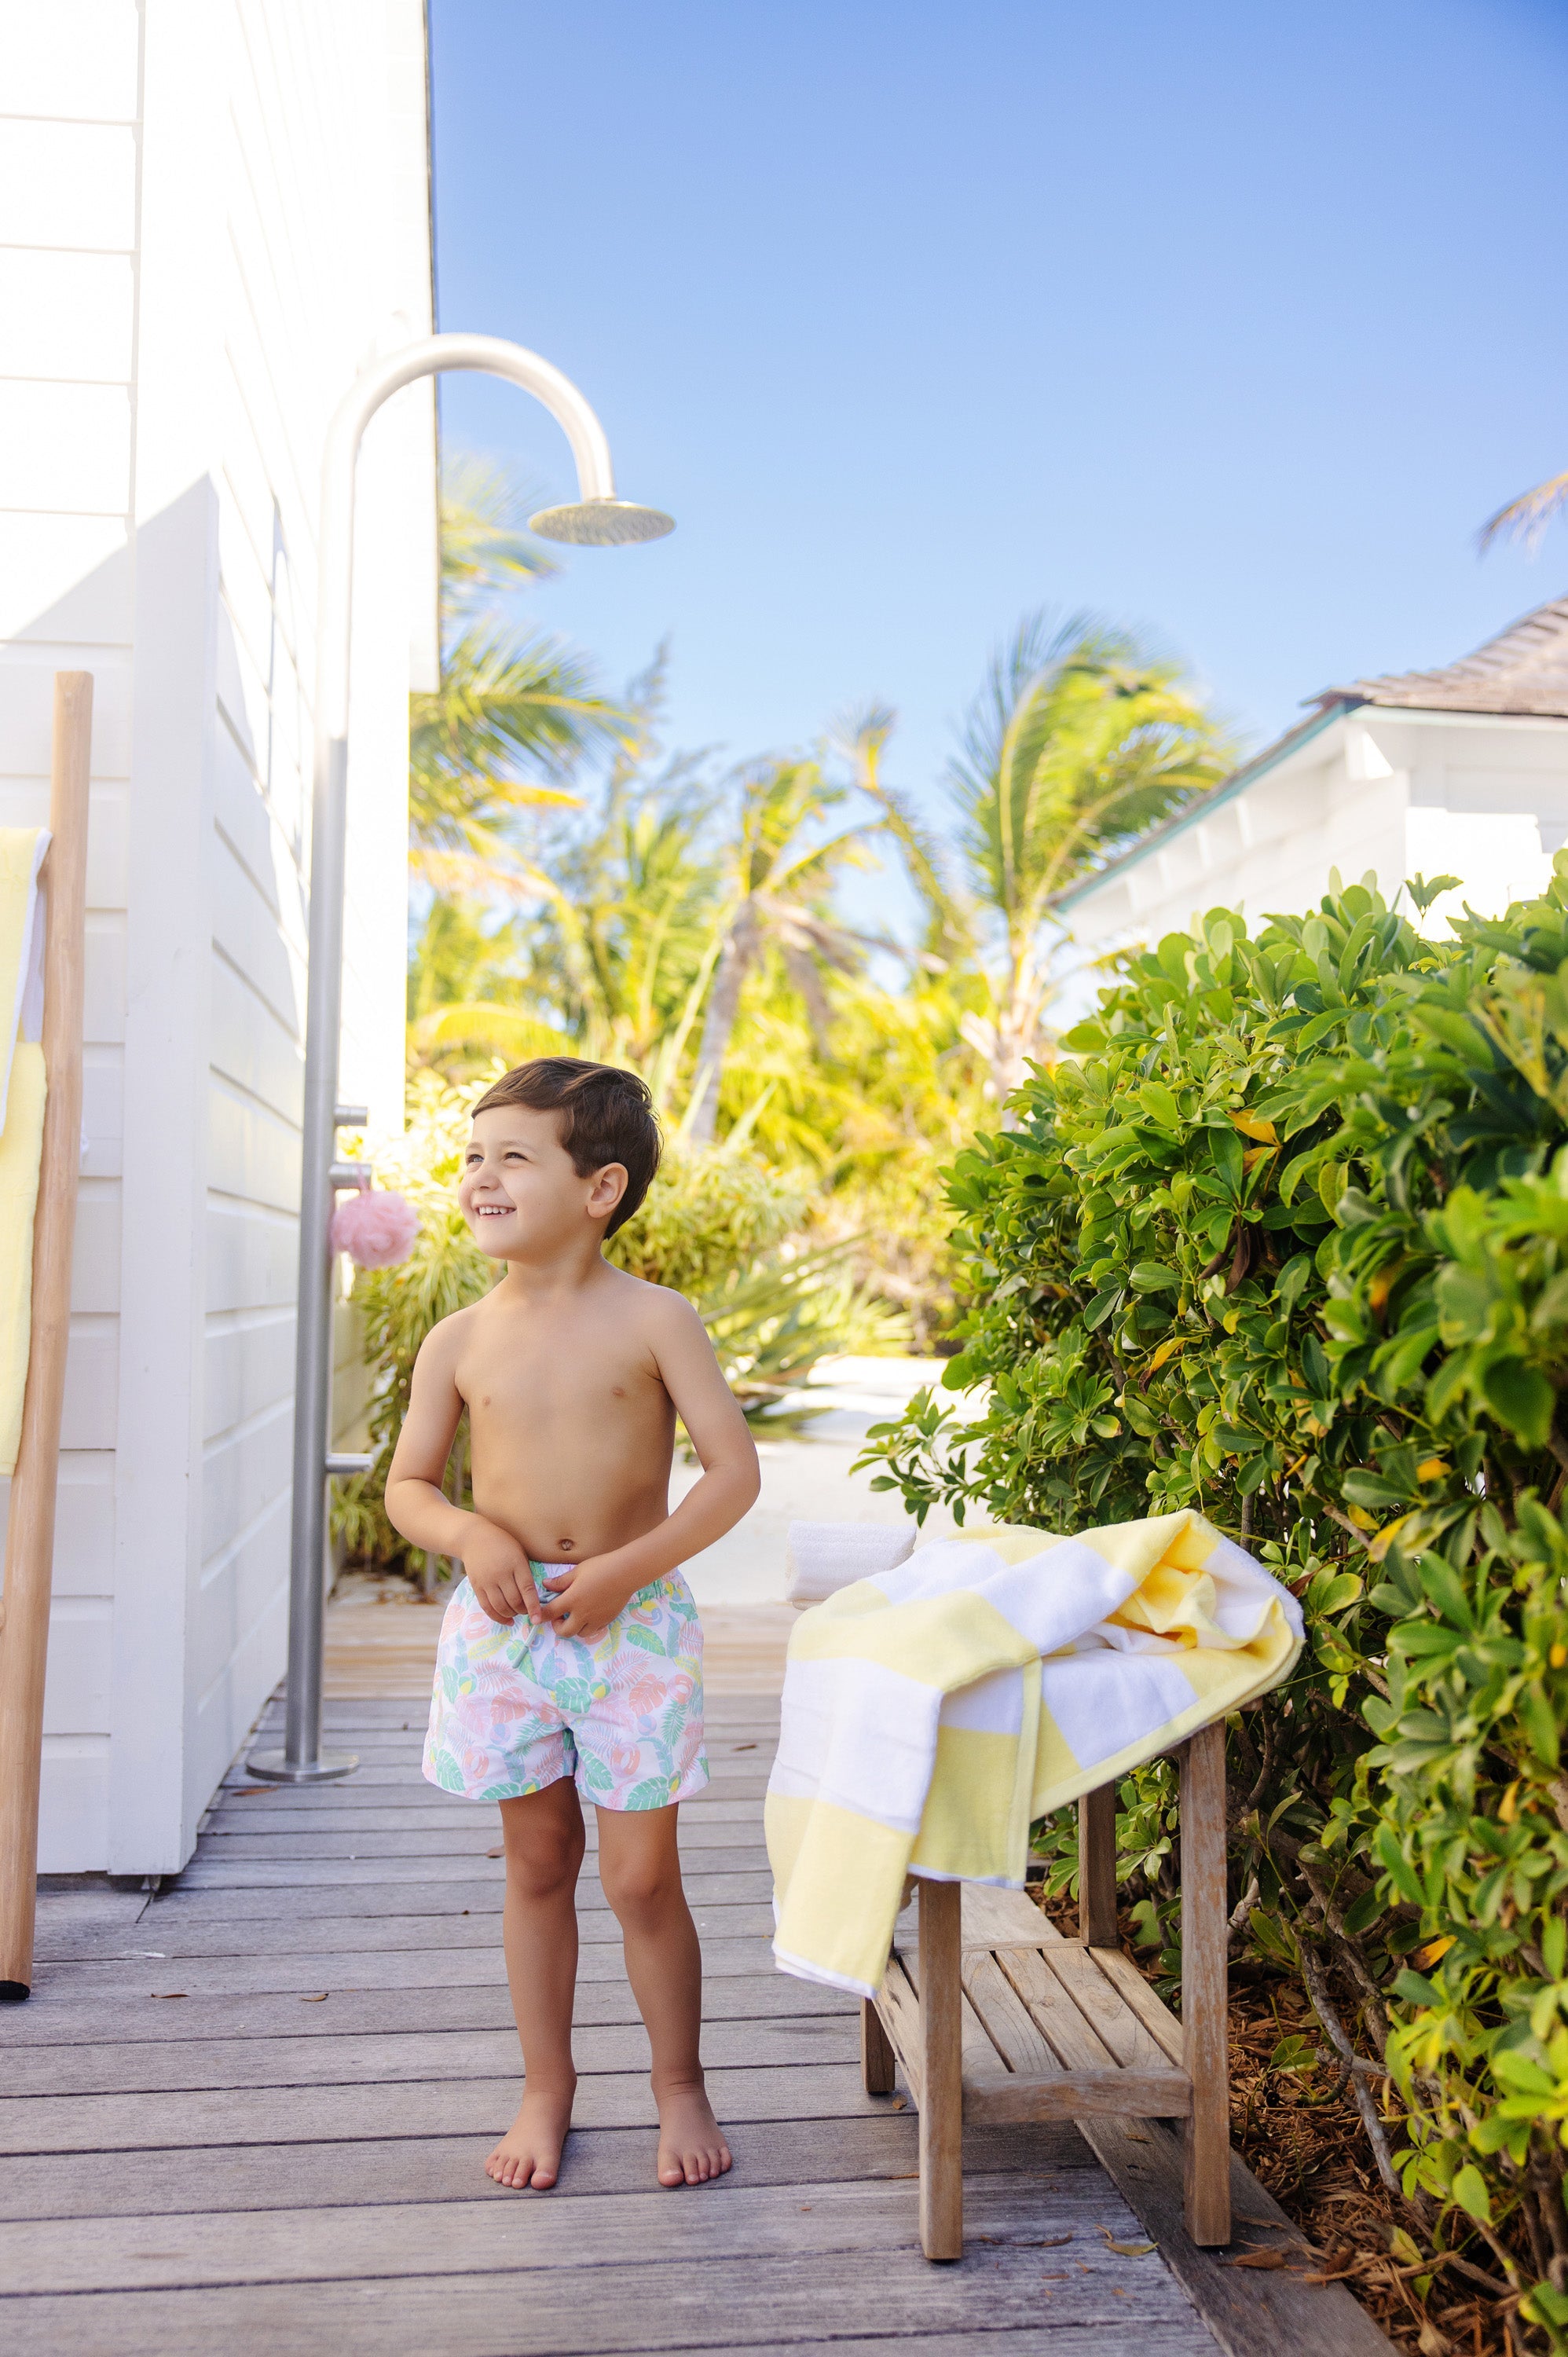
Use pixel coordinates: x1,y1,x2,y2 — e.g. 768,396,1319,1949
408,458,632,900
859,614,1230,1108
687,758,883,1142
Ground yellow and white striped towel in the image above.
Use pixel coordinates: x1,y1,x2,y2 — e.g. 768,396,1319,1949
765,1511,1302,1996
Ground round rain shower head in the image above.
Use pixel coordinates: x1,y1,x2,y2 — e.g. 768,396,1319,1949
528,497,675,547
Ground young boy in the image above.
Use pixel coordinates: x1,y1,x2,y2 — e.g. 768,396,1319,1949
385,1057,761,2194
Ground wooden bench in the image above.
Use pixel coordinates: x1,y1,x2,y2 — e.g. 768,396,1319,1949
861,1721,1230,2260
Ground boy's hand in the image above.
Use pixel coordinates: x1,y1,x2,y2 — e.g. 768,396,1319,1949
461,1518,543,1627
538,1556,640,1644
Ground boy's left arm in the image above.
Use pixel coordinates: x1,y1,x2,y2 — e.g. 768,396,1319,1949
540,1297,760,1641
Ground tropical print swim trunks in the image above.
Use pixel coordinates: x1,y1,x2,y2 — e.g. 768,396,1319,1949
423,1566,709,1810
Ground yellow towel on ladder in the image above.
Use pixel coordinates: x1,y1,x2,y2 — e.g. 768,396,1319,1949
0,1043,46,1475
0,827,53,1476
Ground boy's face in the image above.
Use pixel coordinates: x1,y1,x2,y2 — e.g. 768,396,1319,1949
460,1105,627,1260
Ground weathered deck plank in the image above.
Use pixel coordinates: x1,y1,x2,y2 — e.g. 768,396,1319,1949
0,2115,1093,2223
0,2242,1214,2357
1,1970,855,2048
27,1933,782,1995
0,2170,1150,2294
2,2015,862,2097
0,2061,902,2154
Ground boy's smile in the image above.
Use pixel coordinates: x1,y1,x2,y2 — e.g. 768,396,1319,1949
459,1105,626,1259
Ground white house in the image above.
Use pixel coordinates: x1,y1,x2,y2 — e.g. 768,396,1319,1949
0,2,438,1873
1057,597,1568,959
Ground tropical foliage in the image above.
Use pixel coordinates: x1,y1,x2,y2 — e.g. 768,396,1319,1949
858,864,1568,2347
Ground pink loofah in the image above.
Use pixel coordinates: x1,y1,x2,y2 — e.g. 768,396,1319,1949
331,1185,419,1269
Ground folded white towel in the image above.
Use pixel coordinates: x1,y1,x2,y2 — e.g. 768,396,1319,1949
786,1519,915,1607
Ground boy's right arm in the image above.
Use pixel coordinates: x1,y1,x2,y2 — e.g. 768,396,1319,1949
383,1321,542,1626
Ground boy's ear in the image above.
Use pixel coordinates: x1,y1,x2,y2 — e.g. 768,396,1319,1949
585,1162,628,1223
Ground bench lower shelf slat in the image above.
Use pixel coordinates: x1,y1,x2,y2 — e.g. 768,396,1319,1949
962,2066,1192,2124
871,1933,1193,2129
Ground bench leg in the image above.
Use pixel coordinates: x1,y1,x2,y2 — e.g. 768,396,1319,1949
918,1877,963,2260
861,1994,896,2094
1078,1783,1119,1947
1181,1721,1232,2245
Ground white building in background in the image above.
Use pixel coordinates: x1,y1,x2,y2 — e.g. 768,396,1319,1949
1057,596,1568,957
0,2,438,1873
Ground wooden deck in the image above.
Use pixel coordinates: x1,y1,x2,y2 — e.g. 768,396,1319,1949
0,1611,1390,2355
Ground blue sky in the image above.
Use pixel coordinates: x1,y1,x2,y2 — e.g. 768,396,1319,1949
429,0,1568,873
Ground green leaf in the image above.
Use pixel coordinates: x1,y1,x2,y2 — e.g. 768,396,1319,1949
1375,1824,1427,1909
1414,1003,1491,1059
1211,1127,1244,1202
1130,1263,1181,1293
1273,1252,1313,1315
1138,1083,1183,1131
1450,2165,1492,2226
1342,1886,1386,1937
1480,1357,1555,1450
1405,871,1462,916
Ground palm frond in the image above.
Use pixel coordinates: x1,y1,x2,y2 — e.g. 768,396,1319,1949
440,453,559,611
409,845,556,904
409,1002,572,1064
412,625,630,807
1478,470,1568,553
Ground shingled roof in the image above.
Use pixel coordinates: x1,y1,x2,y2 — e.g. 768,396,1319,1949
1316,594,1568,719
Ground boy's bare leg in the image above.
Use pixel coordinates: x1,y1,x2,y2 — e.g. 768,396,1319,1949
489,1780,585,2188
596,1802,732,2187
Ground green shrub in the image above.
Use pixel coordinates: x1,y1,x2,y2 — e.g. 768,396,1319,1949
858,865,1568,2343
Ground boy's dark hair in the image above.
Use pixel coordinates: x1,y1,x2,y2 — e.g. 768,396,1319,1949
471,1058,661,1237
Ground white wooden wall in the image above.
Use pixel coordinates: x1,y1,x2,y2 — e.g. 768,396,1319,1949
0,0,436,1871
1062,706,1568,962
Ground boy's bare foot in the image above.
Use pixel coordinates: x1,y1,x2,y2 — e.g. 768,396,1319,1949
486,2085,574,2190
656,2084,733,2187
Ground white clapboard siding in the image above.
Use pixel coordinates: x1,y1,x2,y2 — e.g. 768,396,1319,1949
35,1739,110,1871
203,1311,297,1445
1,0,434,1871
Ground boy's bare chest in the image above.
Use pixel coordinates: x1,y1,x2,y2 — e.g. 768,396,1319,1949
456,1309,665,1429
